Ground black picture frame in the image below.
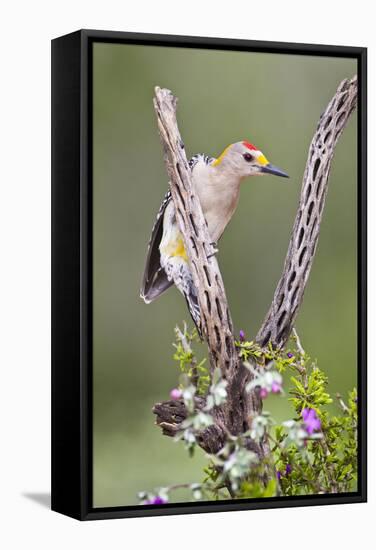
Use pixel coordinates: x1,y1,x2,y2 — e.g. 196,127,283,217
51,29,367,520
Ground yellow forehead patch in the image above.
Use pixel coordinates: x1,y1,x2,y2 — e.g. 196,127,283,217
257,154,269,166
212,145,232,166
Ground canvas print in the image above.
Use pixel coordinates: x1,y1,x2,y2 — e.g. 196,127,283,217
92,43,359,508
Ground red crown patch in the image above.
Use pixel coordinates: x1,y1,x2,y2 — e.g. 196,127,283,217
243,140,258,151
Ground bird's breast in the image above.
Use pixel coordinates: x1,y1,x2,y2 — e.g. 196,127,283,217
193,171,241,242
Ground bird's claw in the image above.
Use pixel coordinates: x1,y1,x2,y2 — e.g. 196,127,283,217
207,242,219,259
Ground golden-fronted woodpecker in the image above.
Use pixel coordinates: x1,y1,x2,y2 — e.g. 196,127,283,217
140,141,288,331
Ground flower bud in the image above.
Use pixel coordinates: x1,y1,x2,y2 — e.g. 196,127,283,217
170,388,182,400
259,387,268,399
147,496,167,505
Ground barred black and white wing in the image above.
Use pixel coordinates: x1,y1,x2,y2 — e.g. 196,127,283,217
140,190,173,303
140,154,213,325
189,153,214,170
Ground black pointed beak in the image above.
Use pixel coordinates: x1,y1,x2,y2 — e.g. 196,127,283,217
260,164,289,178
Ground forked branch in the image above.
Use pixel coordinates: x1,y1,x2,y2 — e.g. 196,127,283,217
152,76,358,455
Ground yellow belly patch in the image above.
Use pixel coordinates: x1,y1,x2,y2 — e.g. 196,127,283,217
162,236,188,261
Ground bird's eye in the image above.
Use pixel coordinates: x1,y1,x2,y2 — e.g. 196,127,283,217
243,153,253,162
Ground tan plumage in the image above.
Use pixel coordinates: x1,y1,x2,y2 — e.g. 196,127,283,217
140,141,288,331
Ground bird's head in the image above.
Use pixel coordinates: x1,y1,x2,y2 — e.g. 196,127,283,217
212,141,289,180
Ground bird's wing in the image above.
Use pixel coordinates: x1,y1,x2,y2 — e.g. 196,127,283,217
140,154,214,305
140,191,173,303
189,153,214,169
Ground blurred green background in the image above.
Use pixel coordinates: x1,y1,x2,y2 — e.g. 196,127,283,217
92,43,357,507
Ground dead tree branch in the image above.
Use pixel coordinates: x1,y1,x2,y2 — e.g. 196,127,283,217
153,87,261,453
152,76,357,456
153,87,237,378
256,76,358,349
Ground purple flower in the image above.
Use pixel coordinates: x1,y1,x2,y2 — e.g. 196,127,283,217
287,352,294,359
302,408,321,435
276,470,282,481
239,330,246,342
271,381,282,394
146,496,167,505
259,387,268,399
285,464,292,475
170,388,182,400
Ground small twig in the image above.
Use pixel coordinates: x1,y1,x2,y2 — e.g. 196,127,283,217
174,323,199,386
336,392,350,414
291,328,307,379
318,439,339,493
167,482,200,492
292,328,305,357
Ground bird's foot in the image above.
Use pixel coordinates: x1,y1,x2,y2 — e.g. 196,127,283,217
207,242,219,259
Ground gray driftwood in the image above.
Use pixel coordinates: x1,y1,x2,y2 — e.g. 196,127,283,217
152,76,357,456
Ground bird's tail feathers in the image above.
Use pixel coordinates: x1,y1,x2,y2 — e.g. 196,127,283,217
183,289,203,338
